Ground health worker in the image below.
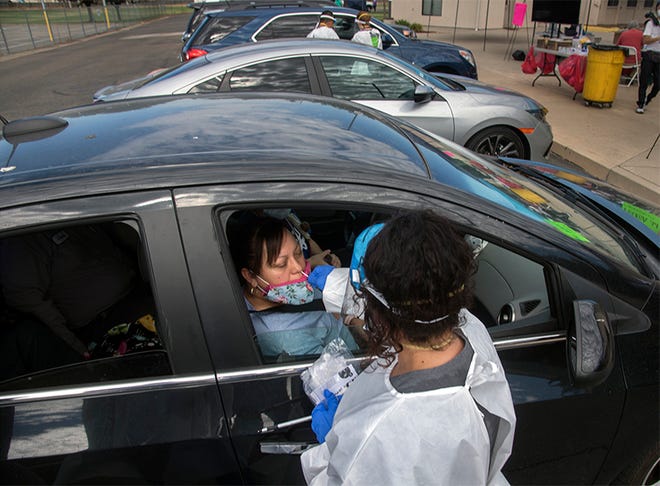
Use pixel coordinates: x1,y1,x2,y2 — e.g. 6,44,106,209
307,11,340,40
301,209,517,485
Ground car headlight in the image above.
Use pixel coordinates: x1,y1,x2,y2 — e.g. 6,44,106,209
526,104,549,122
458,49,475,67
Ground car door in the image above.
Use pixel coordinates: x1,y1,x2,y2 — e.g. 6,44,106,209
0,192,240,484
174,180,628,484
313,55,456,141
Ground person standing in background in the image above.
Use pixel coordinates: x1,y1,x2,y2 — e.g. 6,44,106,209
307,11,340,40
636,0,660,113
351,11,382,48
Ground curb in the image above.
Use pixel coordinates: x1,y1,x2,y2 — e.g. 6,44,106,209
552,142,659,203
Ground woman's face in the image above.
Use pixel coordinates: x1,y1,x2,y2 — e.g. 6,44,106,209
252,230,306,287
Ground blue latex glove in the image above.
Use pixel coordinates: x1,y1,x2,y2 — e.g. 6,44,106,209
308,265,334,291
311,389,342,444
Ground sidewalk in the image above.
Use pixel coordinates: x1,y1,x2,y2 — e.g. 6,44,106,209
421,26,659,203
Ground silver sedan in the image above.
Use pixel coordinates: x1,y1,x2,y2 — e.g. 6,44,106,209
94,39,553,160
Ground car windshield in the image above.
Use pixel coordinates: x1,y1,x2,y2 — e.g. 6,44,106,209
400,125,649,275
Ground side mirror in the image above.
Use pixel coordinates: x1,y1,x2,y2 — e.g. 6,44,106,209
413,85,435,104
181,32,191,43
381,33,394,49
567,300,615,387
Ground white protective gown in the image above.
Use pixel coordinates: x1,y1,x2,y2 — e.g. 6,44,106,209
300,309,516,486
351,29,382,49
307,26,340,40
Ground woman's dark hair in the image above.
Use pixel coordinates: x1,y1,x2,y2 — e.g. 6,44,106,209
362,209,475,363
229,215,289,285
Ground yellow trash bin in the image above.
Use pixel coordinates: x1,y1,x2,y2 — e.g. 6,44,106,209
583,44,625,107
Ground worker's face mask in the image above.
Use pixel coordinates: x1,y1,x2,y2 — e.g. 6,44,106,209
256,261,315,305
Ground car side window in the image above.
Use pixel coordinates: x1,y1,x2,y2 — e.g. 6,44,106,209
195,15,255,45
227,58,311,93
319,56,417,100
0,220,171,392
220,205,555,364
255,14,318,40
468,237,554,333
333,15,359,39
188,75,224,94
223,208,375,364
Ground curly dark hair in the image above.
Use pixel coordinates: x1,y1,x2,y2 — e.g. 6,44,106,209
362,209,475,364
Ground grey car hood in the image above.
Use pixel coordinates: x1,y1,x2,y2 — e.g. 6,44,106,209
435,73,542,110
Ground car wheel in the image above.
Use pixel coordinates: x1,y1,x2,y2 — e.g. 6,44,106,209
466,127,528,159
615,443,660,485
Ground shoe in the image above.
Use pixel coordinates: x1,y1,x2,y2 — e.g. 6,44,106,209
636,106,645,114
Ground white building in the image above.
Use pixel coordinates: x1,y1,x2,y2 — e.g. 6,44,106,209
390,0,656,30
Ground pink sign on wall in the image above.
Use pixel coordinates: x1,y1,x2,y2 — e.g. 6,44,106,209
512,2,527,27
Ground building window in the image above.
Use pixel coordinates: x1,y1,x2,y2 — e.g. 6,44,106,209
422,0,442,16
643,0,653,6
627,0,637,6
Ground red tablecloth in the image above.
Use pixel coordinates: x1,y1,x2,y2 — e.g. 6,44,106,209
558,54,588,93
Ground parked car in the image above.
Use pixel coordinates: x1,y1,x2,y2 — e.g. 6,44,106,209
389,22,417,39
181,0,331,42
0,93,657,485
180,5,478,78
94,39,550,160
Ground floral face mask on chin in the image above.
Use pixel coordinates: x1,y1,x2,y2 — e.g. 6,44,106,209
255,261,315,305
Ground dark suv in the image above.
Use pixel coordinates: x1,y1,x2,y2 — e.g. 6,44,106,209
180,5,478,78
181,0,336,43
0,93,657,484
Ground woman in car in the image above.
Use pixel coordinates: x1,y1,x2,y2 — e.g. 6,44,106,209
301,210,516,485
231,216,358,359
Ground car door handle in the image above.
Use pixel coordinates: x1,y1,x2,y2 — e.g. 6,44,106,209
260,441,317,455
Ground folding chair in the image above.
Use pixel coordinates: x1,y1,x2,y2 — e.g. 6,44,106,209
620,46,640,87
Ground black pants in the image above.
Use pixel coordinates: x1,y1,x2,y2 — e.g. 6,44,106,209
637,50,660,108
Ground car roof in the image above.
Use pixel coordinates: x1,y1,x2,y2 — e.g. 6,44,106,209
201,38,392,65
203,5,360,16
0,93,436,208
209,37,379,55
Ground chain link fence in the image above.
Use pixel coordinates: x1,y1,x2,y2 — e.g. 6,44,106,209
0,1,187,55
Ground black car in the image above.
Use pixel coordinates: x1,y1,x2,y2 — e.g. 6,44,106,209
0,93,657,485
180,5,478,78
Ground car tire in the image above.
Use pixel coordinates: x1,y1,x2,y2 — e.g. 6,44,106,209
614,443,660,485
466,127,528,159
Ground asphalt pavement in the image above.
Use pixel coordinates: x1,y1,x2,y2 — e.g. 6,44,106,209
1,14,658,203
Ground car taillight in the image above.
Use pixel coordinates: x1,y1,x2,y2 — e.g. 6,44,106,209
185,48,208,61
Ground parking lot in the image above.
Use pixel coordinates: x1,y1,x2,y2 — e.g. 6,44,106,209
0,11,657,201
0,8,657,485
